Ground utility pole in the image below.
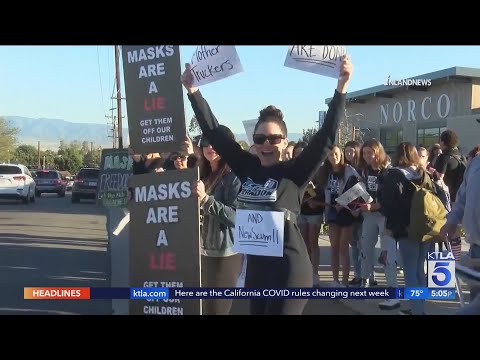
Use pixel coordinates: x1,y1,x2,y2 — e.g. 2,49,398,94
106,107,117,148
37,141,41,169
115,45,124,149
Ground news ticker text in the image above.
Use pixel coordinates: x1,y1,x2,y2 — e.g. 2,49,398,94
23,287,456,300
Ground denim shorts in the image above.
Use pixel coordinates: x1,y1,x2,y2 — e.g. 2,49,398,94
298,214,323,225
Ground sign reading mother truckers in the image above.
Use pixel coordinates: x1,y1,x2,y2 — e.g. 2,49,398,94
122,46,186,154
129,168,201,315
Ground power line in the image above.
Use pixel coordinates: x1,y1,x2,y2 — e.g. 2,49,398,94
96,46,106,118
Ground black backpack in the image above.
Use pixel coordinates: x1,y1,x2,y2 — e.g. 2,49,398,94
449,153,467,196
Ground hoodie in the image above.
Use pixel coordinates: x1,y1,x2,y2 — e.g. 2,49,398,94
446,156,480,246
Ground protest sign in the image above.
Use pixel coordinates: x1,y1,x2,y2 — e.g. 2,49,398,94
233,209,284,257
190,46,243,86
335,182,373,209
122,45,186,154
284,45,347,79
97,149,132,208
129,168,200,315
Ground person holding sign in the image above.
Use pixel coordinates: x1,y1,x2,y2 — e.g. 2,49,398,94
318,145,361,287
192,126,243,315
182,55,353,315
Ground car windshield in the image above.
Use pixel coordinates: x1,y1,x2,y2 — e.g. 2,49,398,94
0,166,22,175
36,171,59,179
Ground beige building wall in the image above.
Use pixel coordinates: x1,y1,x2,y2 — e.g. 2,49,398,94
346,79,477,151
448,115,480,154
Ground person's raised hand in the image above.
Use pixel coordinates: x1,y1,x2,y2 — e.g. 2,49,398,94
181,63,198,94
337,54,353,94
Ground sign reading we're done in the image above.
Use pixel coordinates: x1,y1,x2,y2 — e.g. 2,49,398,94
284,45,347,79
129,168,201,315
190,46,243,87
122,46,186,154
97,149,132,208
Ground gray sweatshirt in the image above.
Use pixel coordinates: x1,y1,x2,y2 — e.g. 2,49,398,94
446,156,480,246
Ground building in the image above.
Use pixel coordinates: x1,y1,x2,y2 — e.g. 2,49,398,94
242,119,257,146
326,67,480,155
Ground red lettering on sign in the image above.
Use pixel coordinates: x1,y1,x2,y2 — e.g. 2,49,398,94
149,251,176,271
144,97,165,112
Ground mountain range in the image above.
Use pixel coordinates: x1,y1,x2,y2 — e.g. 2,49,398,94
3,116,304,151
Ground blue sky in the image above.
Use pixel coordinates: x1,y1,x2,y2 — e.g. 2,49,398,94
1,46,480,135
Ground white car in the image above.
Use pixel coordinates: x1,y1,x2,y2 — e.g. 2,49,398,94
0,163,36,204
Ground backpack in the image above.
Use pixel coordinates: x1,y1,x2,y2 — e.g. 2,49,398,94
449,153,467,196
408,171,448,243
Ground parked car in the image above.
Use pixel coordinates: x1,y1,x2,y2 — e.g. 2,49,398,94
0,163,36,204
35,170,66,197
72,167,99,203
66,176,75,191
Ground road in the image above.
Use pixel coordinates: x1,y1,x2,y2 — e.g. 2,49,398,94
0,193,111,315
0,192,358,315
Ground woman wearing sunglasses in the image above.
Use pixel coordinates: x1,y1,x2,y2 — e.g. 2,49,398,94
182,55,353,315
193,127,243,315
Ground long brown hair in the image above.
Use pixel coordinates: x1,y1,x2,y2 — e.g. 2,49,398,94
199,125,235,194
344,140,361,168
318,145,346,188
394,142,420,169
358,138,388,170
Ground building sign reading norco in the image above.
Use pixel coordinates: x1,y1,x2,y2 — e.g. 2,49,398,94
380,94,451,125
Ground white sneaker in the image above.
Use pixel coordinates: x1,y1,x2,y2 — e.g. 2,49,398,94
378,299,401,310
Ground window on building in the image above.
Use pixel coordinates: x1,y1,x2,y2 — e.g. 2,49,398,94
417,127,447,148
380,128,403,155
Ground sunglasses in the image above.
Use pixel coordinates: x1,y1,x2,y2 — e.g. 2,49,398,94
253,134,285,145
198,137,210,147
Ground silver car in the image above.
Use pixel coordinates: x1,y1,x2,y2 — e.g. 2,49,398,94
35,170,66,197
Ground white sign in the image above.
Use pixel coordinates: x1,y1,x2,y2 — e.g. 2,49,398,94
284,45,346,79
233,209,284,257
335,183,373,208
242,119,257,146
190,46,243,87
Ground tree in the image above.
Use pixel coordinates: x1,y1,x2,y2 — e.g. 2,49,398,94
58,140,66,156
82,141,90,155
42,150,57,169
57,147,83,174
14,145,37,167
0,117,18,163
83,146,101,167
302,127,318,143
188,115,201,136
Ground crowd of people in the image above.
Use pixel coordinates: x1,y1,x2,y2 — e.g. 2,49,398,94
127,55,480,316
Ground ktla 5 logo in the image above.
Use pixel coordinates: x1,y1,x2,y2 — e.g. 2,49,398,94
427,252,456,288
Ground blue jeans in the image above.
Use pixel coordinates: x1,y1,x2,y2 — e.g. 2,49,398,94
350,222,362,278
398,237,430,315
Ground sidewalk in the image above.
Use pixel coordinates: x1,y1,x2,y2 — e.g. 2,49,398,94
317,235,470,315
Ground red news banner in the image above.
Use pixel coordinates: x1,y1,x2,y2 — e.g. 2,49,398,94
24,287,90,300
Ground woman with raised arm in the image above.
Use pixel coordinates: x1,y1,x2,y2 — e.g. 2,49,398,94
182,56,353,315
